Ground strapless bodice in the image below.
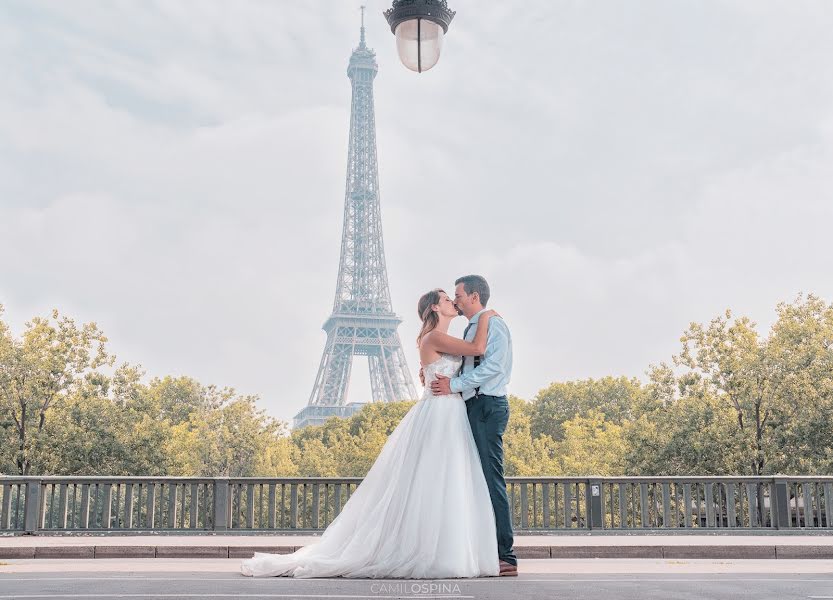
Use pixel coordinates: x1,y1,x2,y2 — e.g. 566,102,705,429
422,354,462,388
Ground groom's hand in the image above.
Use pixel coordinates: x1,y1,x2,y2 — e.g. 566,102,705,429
431,374,452,396
419,367,425,386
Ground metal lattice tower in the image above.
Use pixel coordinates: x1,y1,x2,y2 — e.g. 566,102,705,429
294,14,417,429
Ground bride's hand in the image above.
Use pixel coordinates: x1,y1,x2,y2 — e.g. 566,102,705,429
483,309,500,319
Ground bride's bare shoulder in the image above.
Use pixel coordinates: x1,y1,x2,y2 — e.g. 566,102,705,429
420,330,440,346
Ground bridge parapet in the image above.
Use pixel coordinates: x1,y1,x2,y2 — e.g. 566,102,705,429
2,476,830,534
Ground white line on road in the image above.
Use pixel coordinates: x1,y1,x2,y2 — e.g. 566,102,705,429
0,596,474,599
3,577,833,582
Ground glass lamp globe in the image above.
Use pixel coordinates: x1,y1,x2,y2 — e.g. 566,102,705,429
384,1,455,74
394,18,444,73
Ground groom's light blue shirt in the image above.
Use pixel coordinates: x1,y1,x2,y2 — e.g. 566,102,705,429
450,308,513,400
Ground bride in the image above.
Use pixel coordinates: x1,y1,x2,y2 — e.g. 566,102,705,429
240,289,500,578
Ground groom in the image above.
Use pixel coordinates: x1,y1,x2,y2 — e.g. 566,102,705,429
430,275,518,577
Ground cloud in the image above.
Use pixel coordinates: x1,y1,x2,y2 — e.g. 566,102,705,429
1,0,833,424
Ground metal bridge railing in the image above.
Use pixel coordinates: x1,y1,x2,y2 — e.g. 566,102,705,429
2,476,831,534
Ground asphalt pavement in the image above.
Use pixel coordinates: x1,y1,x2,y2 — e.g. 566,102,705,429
4,559,833,599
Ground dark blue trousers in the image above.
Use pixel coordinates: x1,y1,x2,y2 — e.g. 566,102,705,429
465,393,517,566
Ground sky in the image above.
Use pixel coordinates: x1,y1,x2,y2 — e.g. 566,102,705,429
1,1,832,426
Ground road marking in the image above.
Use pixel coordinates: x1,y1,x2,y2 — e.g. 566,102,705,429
0,596,474,599
3,576,833,582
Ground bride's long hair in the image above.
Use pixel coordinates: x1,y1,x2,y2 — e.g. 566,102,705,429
416,289,445,348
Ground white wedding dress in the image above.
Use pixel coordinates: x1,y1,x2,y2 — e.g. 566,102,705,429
240,353,499,579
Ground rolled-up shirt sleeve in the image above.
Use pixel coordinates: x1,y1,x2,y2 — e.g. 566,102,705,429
450,320,508,394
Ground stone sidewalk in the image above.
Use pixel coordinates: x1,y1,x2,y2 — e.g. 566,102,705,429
6,558,833,575
3,533,833,560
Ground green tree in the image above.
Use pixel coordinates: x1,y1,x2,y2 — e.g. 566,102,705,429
763,295,833,473
292,437,339,476
557,410,627,476
36,371,131,475
629,294,833,476
674,295,833,475
167,394,288,477
503,395,560,476
530,377,643,441
0,306,112,474
5,295,833,480
675,309,773,474
624,392,746,476
112,364,173,475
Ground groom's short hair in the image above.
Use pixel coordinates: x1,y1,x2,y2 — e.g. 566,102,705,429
455,275,490,307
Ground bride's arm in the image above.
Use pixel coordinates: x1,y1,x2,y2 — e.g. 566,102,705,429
423,310,497,356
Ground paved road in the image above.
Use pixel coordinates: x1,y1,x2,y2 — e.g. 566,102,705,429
3,560,833,599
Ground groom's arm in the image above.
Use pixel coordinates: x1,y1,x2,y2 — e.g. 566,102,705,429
449,319,509,394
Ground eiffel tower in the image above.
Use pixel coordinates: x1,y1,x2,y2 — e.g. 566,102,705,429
293,12,417,429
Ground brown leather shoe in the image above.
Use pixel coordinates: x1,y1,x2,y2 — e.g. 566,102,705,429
499,560,518,576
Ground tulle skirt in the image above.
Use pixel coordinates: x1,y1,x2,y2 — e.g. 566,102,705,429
240,393,498,578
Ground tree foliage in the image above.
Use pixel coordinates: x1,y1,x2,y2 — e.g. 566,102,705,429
2,295,832,477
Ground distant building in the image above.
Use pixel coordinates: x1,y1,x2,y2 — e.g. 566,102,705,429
293,402,367,430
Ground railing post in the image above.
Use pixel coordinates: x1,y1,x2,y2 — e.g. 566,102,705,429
772,477,790,529
588,479,603,530
213,479,229,531
23,479,42,535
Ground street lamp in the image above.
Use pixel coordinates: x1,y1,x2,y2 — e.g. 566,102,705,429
383,0,455,73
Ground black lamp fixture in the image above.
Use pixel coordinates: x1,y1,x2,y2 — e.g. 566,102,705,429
383,0,456,73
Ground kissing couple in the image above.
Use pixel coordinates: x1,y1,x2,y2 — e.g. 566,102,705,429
241,274,517,578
